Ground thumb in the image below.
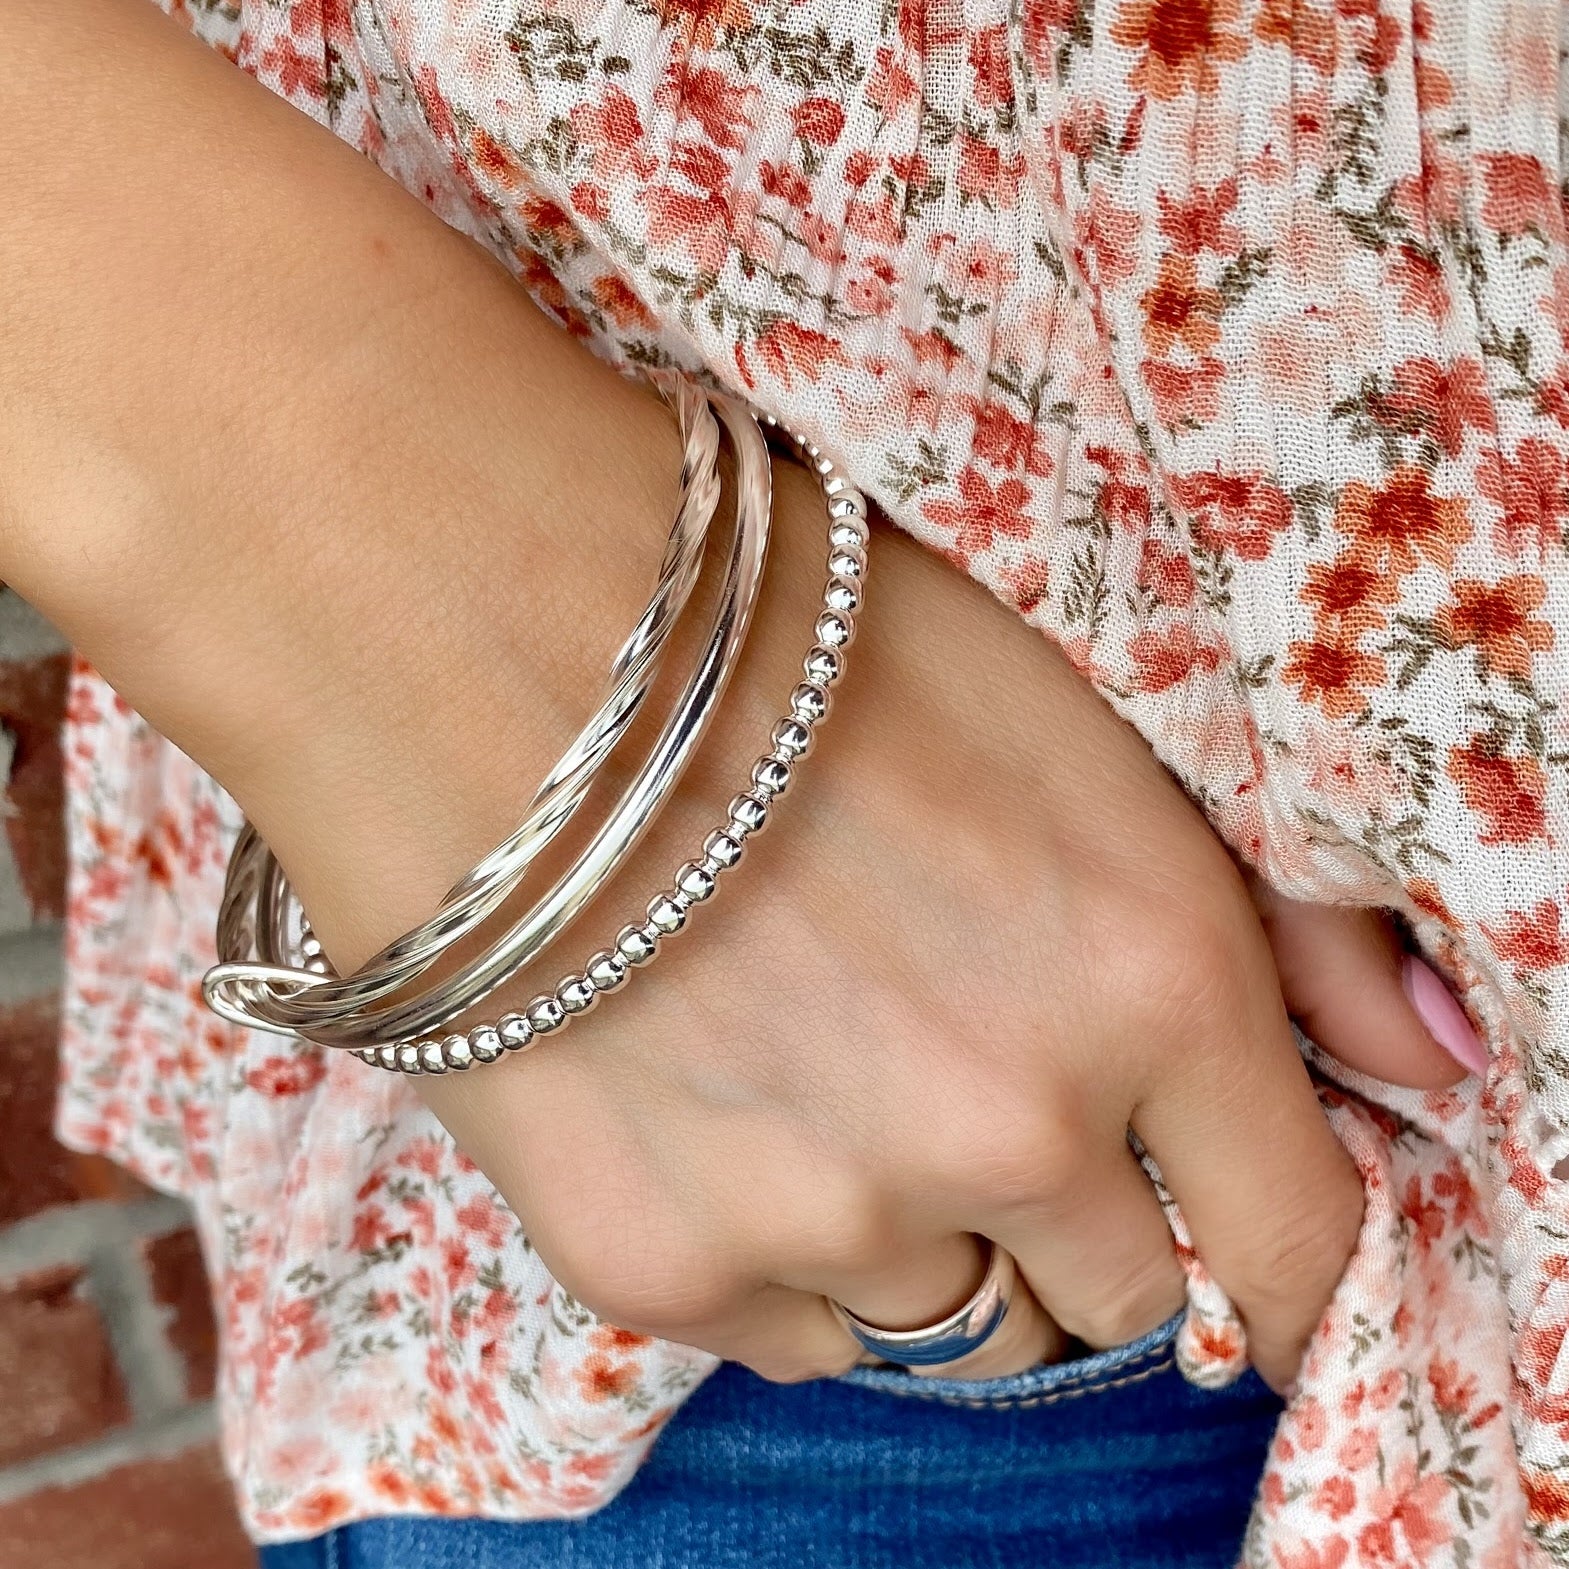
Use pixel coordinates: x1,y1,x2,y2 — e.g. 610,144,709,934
1249,882,1486,1089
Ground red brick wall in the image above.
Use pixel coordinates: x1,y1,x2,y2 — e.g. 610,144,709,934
0,591,255,1568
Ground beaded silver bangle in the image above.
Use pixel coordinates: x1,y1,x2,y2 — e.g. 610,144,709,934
354,415,867,1074
201,386,868,1074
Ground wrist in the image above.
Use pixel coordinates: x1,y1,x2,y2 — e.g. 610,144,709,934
0,3,692,972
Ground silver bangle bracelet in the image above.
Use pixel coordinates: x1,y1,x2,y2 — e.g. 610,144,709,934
201,384,868,1074
205,374,725,1038
280,390,774,1049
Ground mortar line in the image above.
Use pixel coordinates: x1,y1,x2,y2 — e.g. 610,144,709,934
0,1194,191,1276
88,1226,191,1424
0,1403,220,1506
0,922,64,1006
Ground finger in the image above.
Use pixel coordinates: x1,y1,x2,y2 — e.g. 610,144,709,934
1133,921,1364,1394
817,1234,1067,1379
988,1140,1186,1351
691,1282,867,1384
1251,882,1485,1088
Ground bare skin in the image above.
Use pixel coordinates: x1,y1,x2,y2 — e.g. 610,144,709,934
0,0,1466,1393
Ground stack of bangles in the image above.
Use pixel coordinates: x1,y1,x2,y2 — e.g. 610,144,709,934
201,374,868,1079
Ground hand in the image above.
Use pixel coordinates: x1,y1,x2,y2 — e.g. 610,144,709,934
402,466,1371,1394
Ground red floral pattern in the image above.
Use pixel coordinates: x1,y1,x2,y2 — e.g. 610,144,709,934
58,0,1569,1561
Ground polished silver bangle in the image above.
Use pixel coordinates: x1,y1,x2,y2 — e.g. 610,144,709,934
202,383,869,1074
206,380,760,1046
288,391,774,1049
204,373,725,1039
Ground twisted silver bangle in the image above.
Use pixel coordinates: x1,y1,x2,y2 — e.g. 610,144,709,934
202,390,868,1074
286,392,775,1048
204,373,726,1039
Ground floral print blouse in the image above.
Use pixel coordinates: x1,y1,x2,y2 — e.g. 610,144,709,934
56,0,1569,1560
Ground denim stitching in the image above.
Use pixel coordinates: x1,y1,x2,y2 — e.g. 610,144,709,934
860,1340,1168,1398
325,1528,341,1569
877,1352,1175,1410
856,1346,1176,1410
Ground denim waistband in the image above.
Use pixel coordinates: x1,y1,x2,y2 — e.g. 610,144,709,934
839,1311,1184,1410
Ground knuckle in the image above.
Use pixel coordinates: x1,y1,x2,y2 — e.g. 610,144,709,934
1123,910,1240,1024
1246,1183,1363,1311
937,1103,1086,1214
788,1185,902,1277
1063,1259,1184,1349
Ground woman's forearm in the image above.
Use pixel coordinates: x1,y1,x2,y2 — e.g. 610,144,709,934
0,0,698,962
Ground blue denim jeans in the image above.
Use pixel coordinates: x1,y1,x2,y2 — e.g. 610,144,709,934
260,1318,1279,1568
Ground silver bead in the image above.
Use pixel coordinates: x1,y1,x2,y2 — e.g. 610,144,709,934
676,862,717,902
498,1013,536,1052
376,1044,402,1071
728,793,769,836
828,493,868,521
350,1047,378,1065
703,829,745,869
587,950,630,991
468,1026,505,1064
829,519,868,551
418,1039,448,1074
804,645,844,685
396,1042,423,1073
823,577,860,616
789,682,829,723
828,547,865,580
527,994,567,1034
772,717,813,758
443,1033,475,1070
752,756,792,797
302,954,331,976
557,974,599,1015
616,924,659,965
815,610,853,648
300,933,325,960
647,893,688,934
823,472,852,495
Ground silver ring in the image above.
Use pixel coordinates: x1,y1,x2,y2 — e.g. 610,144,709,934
829,1242,1017,1369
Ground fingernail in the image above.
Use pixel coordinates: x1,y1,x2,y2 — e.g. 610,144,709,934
1401,955,1488,1076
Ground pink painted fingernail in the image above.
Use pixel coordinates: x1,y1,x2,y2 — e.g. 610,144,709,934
1401,955,1489,1076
